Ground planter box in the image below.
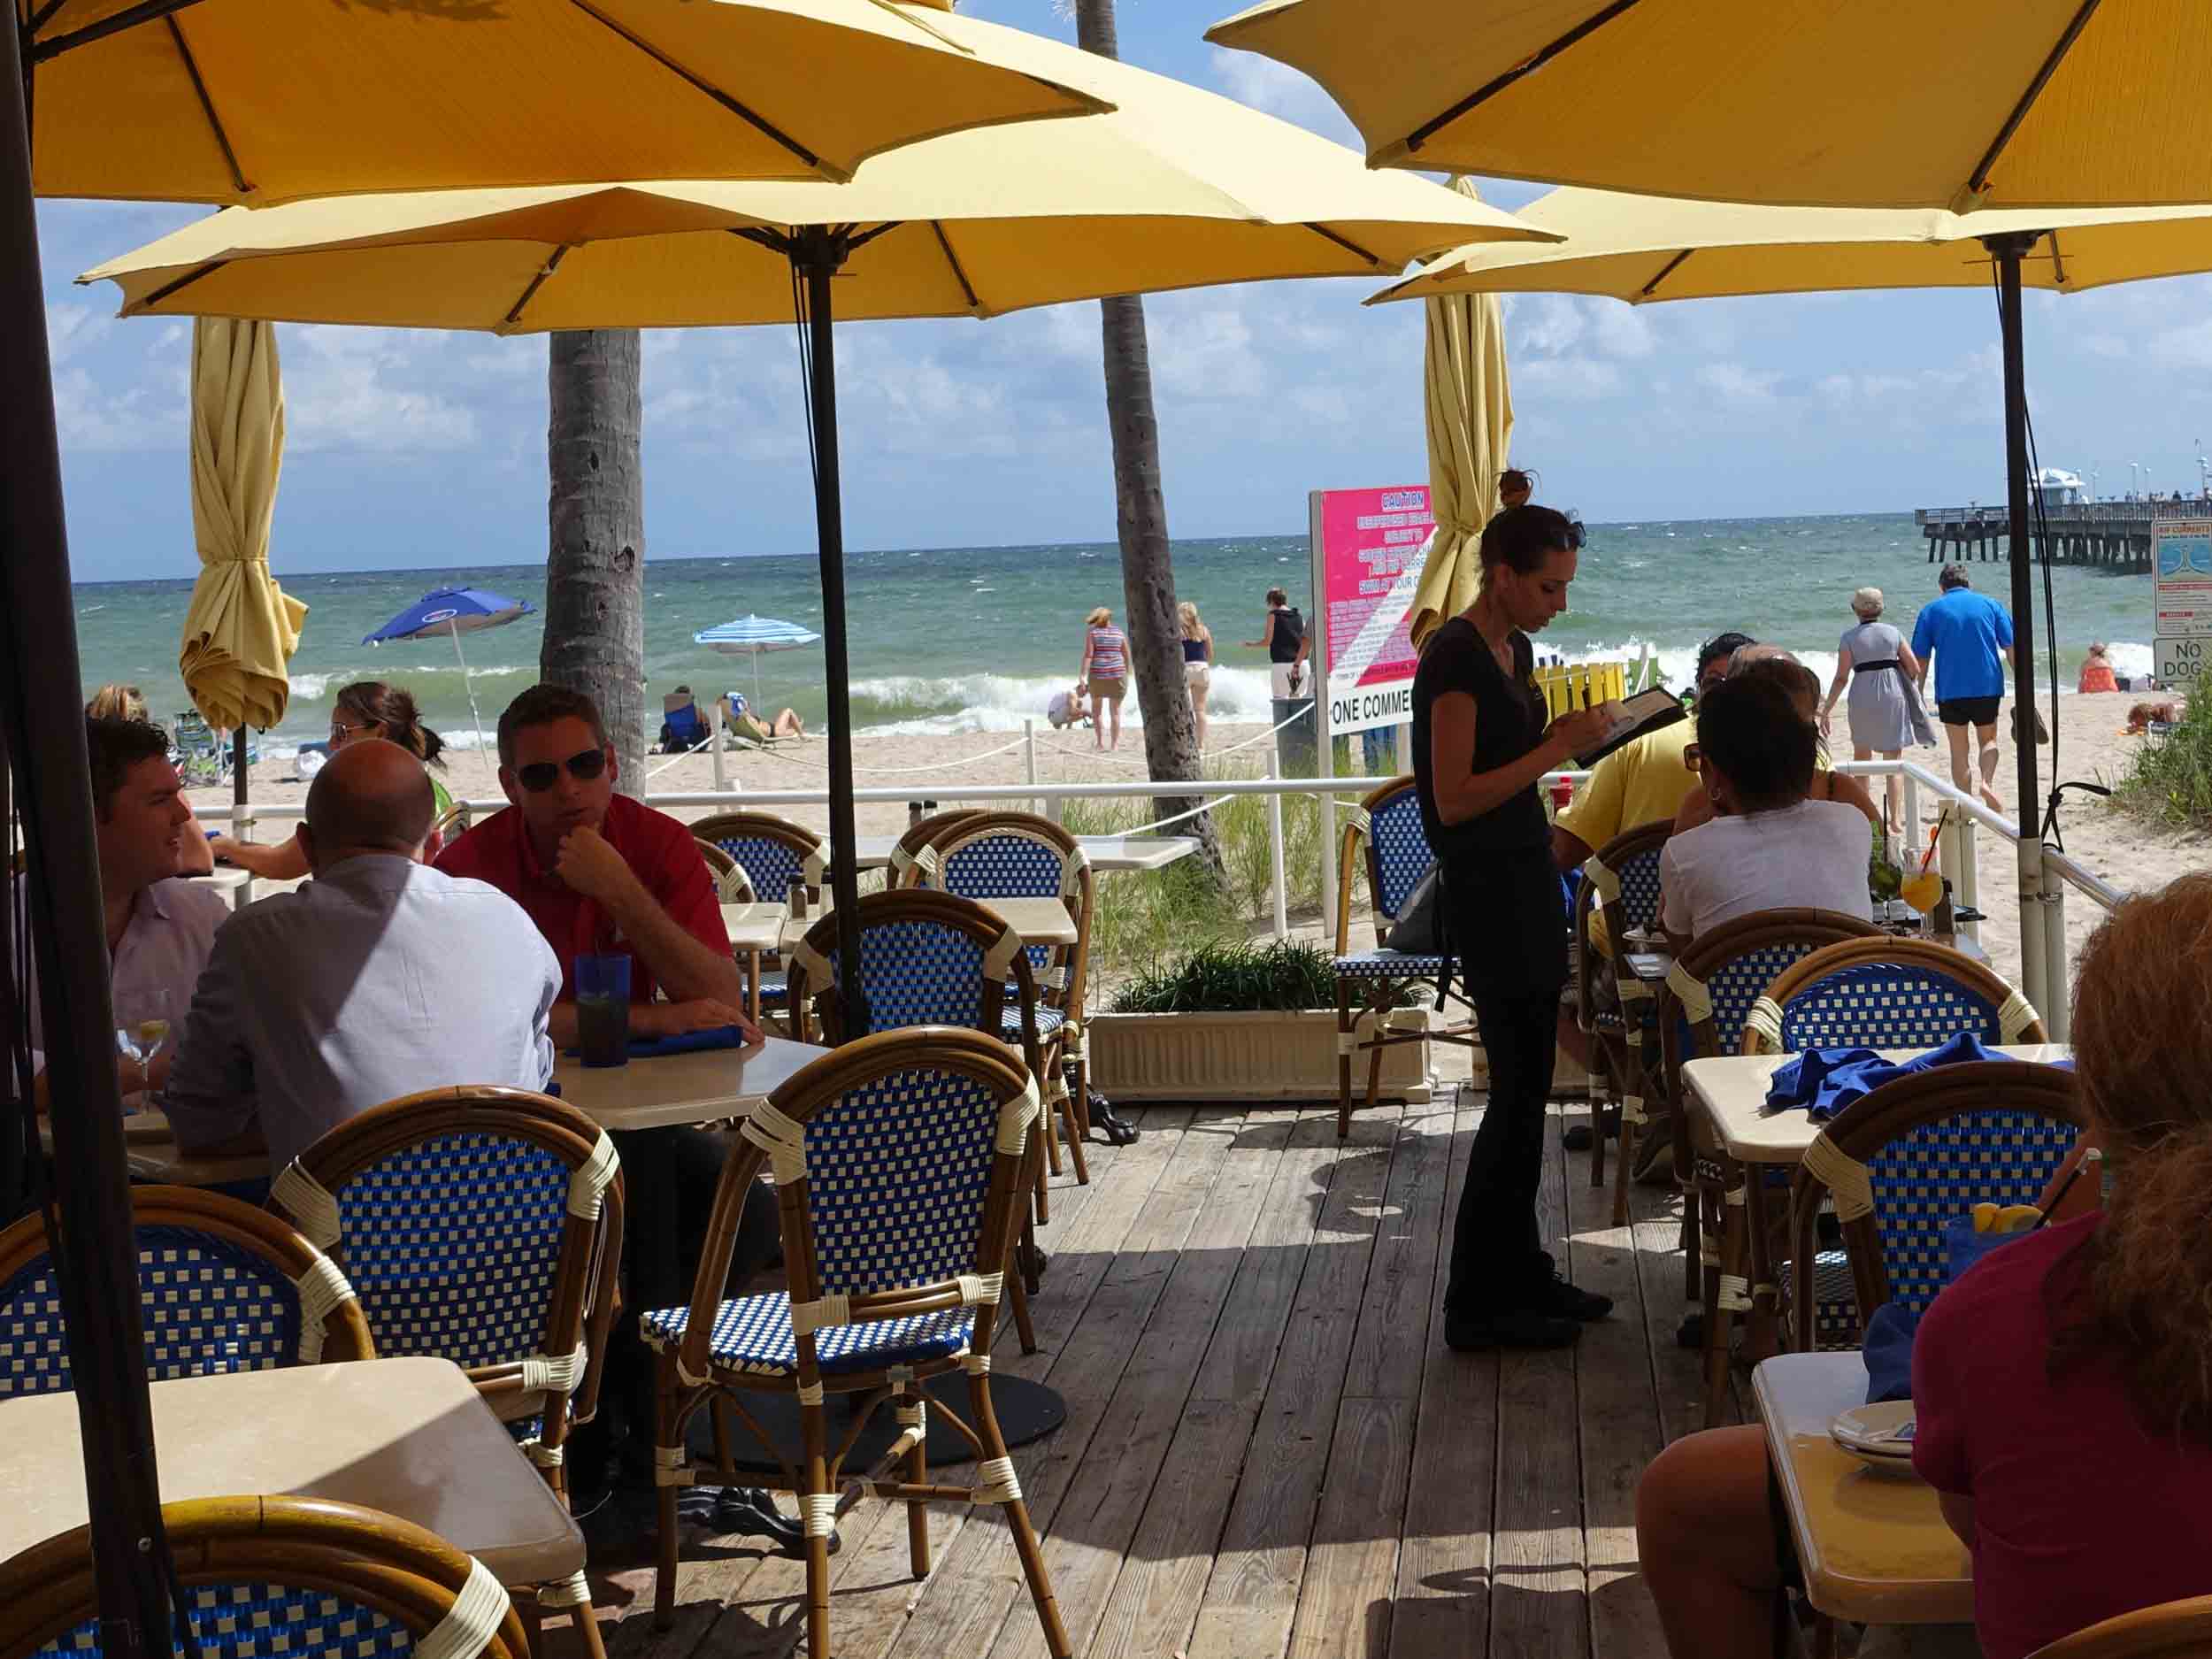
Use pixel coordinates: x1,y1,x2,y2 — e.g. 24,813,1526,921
1089,1006,1434,1104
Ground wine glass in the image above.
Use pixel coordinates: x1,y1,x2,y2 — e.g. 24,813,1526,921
113,988,172,1110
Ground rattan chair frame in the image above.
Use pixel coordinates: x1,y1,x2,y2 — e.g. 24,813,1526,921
1574,819,1671,1223
0,1185,375,1378
651,1028,1070,1658
695,838,756,904
687,811,826,902
2026,1597,2212,1659
1655,906,1883,1426
1332,775,1480,1141
1744,935,2048,1055
887,810,987,885
896,810,1097,1151
1786,1061,2084,1347
0,1495,532,1659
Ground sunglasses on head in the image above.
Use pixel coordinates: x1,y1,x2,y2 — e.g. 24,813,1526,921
515,748,608,793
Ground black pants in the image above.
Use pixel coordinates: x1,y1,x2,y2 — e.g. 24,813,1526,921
1444,983,1561,1314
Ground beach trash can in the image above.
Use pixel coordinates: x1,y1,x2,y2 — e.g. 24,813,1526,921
1272,695,1318,774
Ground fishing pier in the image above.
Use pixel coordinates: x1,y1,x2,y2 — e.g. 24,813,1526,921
1916,499,2211,572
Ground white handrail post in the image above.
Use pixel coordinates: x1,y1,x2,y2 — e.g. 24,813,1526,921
709,700,727,794
1266,750,1287,940
1901,771,1921,849
1025,718,1039,818
2041,847,2070,1041
1957,817,1982,944
234,807,256,906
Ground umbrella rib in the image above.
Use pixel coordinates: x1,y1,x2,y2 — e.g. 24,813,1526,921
504,243,573,328
27,0,204,62
1304,223,1381,267
2046,229,2068,288
1640,249,1694,299
1965,0,2101,200
164,14,248,196
565,0,822,174
730,225,796,258
1405,0,1641,153
929,222,982,311
26,0,73,38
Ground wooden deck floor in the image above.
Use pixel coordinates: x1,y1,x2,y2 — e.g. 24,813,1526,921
594,1093,1734,1659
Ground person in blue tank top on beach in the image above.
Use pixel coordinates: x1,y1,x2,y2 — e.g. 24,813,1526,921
1910,563,2014,812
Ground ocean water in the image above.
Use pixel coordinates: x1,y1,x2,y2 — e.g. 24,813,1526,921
70,512,2159,755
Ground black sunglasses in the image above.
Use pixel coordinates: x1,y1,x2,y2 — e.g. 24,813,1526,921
516,748,608,793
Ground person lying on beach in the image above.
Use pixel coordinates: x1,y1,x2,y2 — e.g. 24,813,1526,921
163,738,560,1176
22,716,233,1110
1671,648,1879,837
721,690,804,742
1637,875,2212,1659
87,683,214,874
211,680,453,878
1658,672,1875,956
2126,699,2181,733
1047,682,1092,730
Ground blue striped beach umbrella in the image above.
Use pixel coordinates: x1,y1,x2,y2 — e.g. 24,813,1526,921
694,614,821,710
364,586,534,761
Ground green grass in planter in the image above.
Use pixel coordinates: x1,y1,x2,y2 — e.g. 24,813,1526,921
1110,939,1341,1013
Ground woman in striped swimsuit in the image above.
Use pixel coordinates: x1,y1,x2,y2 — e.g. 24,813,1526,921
1080,605,1130,752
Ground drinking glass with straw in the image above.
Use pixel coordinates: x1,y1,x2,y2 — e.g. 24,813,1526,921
1901,806,1949,916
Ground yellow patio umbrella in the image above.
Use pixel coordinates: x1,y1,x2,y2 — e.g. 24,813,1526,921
1406,179,1512,649
1204,0,2212,213
180,316,303,749
81,10,1555,1044
25,0,1108,203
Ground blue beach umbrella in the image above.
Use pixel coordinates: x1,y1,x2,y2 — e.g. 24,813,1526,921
694,613,821,713
364,585,534,761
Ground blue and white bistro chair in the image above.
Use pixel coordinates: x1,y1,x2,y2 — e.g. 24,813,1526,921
271,1087,624,1659
1332,776,1480,1141
895,810,1098,1156
1573,818,1671,1218
691,811,828,1021
1655,907,1882,1426
1788,1060,2080,1347
0,1186,373,1396
0,1496,530,1659
645,1029,1071,1659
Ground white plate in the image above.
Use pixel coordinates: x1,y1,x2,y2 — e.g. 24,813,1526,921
1830,1402,1922,1477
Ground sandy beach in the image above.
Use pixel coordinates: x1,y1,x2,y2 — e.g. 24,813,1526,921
188,694,2202,1002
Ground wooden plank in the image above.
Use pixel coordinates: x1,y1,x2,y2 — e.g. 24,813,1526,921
1082,1108,1343,1659
1565,1116,1671,1659
1487,1103,1590,1659
873,1105,1244,1659
1183,1104,1405,1659
1342,1102,1455,1399
1387,1098,1494,1659
1628,1164,1725,1449
1286,1392,1417,1658
983,1110,1302,1659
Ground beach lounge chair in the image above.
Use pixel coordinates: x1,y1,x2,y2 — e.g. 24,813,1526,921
894,810,1098,1157
1574,818,1671,1223
659,691,707,755
170,708,256,786
0,1186,373,1393
1656,908,1882,1425
270,1087,624,1659
1331,776,1482,1141
1786,1060,2080,1354
645,1028,1071,1658
0,1496,531,1659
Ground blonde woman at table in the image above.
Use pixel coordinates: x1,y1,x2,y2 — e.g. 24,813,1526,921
1635,878,2212,1659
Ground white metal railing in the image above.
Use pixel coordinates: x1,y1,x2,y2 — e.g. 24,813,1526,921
192,756,2122,1030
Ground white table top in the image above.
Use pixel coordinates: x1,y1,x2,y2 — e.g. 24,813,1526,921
188,869,309,910
722,902,786,955
1755,1353,1970,1626
0,1357,583,1586
553,1033,828,1131
39,1114,267,1188
1683,1044,2071,1164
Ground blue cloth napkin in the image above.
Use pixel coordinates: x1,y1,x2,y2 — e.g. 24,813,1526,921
1764,1032,2008,1121
1863,1214,2038,1402
563,1025,753,1060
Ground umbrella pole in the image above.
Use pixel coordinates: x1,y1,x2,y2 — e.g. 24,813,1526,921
449,625,491,771
794,227,870,1036
1987,231,2048,1019
1,27,175,1651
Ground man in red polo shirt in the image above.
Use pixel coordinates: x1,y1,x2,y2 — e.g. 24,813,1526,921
439,685,788,1534
438,683,755,1043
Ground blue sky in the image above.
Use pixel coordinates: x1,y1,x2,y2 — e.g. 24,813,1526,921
36,0,2212,581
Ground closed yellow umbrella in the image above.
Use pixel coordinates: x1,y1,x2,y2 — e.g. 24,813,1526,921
1205,0,2212,212
27,0,1106,204
181,317,302,738
1407,178,1511,649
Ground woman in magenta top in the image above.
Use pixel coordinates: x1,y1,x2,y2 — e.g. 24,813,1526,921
1636,873,2212,1659
1079,605,1129,752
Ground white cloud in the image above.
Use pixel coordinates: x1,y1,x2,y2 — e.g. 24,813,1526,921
1696,361,1783,408
1517,356,1624,401
280,326,477,451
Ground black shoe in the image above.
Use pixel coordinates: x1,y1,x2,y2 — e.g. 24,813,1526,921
1676,1311,1704,1350
1561,1123,1594,1151
1089,1093,1140,1146
1530,1271,1613,1323
707,1487,833,1556
1445,1307,1581,1350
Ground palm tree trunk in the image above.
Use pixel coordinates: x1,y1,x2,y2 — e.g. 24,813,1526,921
1074,0,1225,885
543,329,648,796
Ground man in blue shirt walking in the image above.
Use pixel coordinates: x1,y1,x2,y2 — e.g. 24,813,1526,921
1910,564,2015,811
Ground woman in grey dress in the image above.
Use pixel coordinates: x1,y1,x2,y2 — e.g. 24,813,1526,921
1819,586,1924,836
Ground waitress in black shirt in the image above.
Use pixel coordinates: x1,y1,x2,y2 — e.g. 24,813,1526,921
1413,504,1617,1349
